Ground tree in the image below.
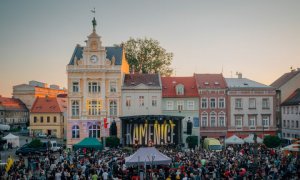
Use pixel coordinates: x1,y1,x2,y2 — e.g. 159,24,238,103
106,136,120,148
186,136,198,149
263,135,281,148
123,37,173,76
28,139,43,148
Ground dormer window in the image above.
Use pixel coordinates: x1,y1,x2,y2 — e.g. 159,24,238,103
204,82,209,85
214,82,219,85
176,84,184,95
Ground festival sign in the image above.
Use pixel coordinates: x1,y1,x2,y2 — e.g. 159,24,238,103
121,115,183,145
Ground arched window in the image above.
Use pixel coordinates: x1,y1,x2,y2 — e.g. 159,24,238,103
218,112,226,127
210,112,216,127
201,112,208,127
109,100,117,116
72,125,80,138
89,124,100,138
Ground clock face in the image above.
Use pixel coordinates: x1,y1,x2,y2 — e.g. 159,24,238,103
90,55,98,63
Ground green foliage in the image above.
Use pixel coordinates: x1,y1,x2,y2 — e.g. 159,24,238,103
263,135,281,148
186,136,198,149
28,139,43,148
123,37,173,76
106,136,120,148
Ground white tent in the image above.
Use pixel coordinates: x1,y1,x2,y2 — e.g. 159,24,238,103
225,135,245,145
281,143,300,152
3,133,20,148
125,147,172,166
244,134,263,144
0,124,10,131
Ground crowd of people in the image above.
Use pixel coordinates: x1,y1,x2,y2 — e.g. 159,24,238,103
1,143,299,179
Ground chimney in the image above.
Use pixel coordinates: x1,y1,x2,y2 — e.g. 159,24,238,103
236,72,242,79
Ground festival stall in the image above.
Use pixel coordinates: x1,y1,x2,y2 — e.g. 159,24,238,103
243,134,263,143
225,135,245,145
3,133,19,148
125,147,172,166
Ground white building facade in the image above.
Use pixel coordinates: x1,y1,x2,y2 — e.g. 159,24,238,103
226,77,277,138
281,89,300,138
66,18,129,147
121,74,162,116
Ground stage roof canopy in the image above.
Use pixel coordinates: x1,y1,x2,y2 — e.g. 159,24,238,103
125,147,172,166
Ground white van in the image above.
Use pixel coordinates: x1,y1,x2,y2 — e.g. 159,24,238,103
42,140,61,152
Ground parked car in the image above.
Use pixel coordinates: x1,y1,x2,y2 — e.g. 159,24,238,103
15,144,48,156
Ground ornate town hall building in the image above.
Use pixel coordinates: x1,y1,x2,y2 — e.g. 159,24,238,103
66,18,129,147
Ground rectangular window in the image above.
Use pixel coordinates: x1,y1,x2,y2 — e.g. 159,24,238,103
291,120,295,128
262,98,270,109
47,116,50,123
110,82,117,93
177,101,184,111
109,100,117,116
88,100,102,115
166,101,173,110
71,100,79,116
40,117,43,123
296,121,299,128
139,96,144,107
151,96,157,107
249,115,256,127
88,82,101,93
287,120,290,128
249,98,256,109
54,116,57,123
283,120,286,127
210,98,216,109
235,115,243,127
235,98,242,109
187,101,194,110
126,96,131,107
193,117,199,127
262,115,270,127
34,116,37,123
201,98,207,109
72,82,79,92
218,98,225,109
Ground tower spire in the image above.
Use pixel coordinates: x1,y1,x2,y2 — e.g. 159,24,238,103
91,8,97,32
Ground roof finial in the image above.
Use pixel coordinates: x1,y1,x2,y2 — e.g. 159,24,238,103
91,8,97,32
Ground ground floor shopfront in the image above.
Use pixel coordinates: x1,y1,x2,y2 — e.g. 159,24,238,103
29,125,63,138
66,118,120,148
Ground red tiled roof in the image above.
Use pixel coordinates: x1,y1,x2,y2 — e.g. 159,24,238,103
0,97,28,111
270,69,300,88
161,77,198,98
194,74,227,89
31,97,67,113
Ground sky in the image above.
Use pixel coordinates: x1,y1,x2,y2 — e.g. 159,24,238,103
0,0,299,97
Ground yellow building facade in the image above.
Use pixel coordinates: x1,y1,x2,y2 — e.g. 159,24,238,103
66,18,129,148
29,97,67,139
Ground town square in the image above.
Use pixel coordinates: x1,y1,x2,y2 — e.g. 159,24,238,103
0,1,299,179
